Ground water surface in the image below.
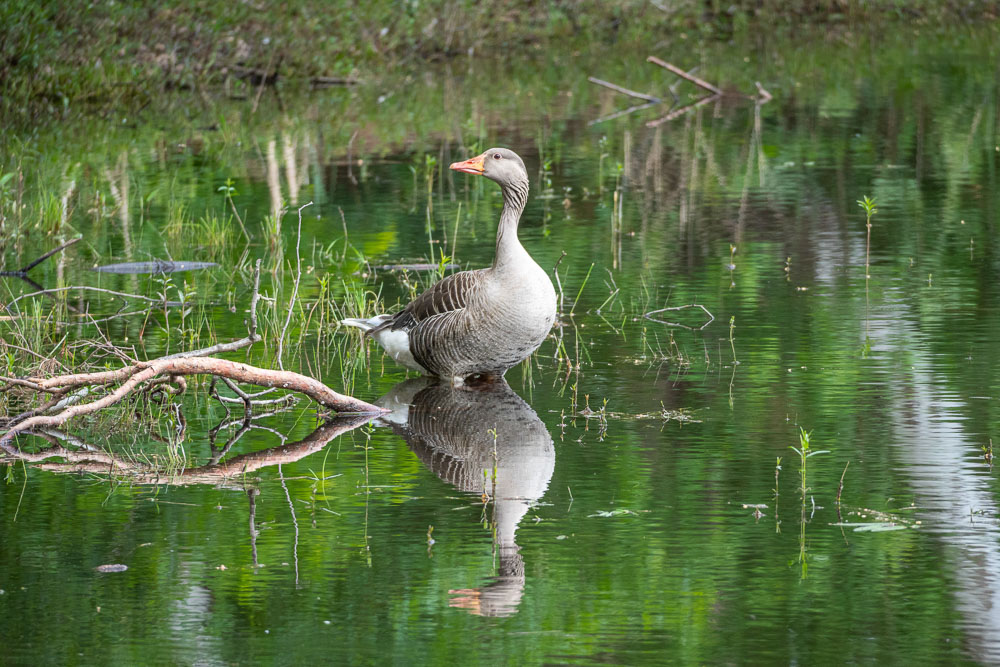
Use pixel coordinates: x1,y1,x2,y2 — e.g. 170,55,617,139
2,28,1000,664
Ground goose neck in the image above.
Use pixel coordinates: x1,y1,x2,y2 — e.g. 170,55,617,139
493,178,530,270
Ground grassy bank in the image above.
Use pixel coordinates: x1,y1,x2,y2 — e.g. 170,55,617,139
2,0,997,118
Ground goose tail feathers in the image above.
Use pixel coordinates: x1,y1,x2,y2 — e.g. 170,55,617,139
340,314,393,334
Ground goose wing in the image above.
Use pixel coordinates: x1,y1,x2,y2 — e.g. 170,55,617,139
372,268,486,334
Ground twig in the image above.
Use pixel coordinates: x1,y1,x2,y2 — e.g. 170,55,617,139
279,462,301,584
226,195,251,242
0,339,69,371
214,391,296,407
4,285,164,314
278,202,312,369
643,303,715,330
251,49,277,114
220,376,255,412
836,461,850,504
587,77,661,103
160,260,262,360
552,251,567,313
0,376,59,394
310,75,360,88
646,56,722,95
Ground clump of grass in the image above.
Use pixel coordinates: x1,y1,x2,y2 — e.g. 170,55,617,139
196,212,236,256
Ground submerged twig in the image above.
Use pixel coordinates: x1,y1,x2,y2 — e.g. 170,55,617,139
643,303,715,330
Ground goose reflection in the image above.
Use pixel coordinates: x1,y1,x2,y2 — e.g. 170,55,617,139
377,377,554,617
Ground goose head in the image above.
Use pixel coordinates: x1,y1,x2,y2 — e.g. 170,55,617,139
450,148,528,188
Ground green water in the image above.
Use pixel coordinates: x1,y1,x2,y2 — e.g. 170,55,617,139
3,29,1000,664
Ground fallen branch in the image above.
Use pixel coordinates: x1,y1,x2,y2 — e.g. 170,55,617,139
0,260,385,450
3,357,381,448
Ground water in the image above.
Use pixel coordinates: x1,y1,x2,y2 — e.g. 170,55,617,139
3,29,1000,664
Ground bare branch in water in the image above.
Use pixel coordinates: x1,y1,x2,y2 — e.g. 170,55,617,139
0,259,385,451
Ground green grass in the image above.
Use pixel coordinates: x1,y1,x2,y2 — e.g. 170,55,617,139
2,0,995,118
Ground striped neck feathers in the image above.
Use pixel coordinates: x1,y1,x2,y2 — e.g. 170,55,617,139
493,177,530,270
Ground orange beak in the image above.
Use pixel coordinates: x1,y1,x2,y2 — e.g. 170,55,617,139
449,153,485,175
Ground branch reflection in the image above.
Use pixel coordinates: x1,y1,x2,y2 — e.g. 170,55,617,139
2,415,374,486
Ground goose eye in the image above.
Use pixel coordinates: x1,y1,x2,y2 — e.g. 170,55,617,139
492,153,502,160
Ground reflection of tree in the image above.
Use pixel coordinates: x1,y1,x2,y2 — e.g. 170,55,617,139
0,415,374,486
377,378,555,617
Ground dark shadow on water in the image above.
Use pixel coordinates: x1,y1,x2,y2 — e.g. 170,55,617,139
377,377,555,618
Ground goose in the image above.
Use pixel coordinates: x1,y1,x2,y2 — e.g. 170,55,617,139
341,148,556,384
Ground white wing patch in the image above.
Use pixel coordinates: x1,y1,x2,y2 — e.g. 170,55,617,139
373,328,428,374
